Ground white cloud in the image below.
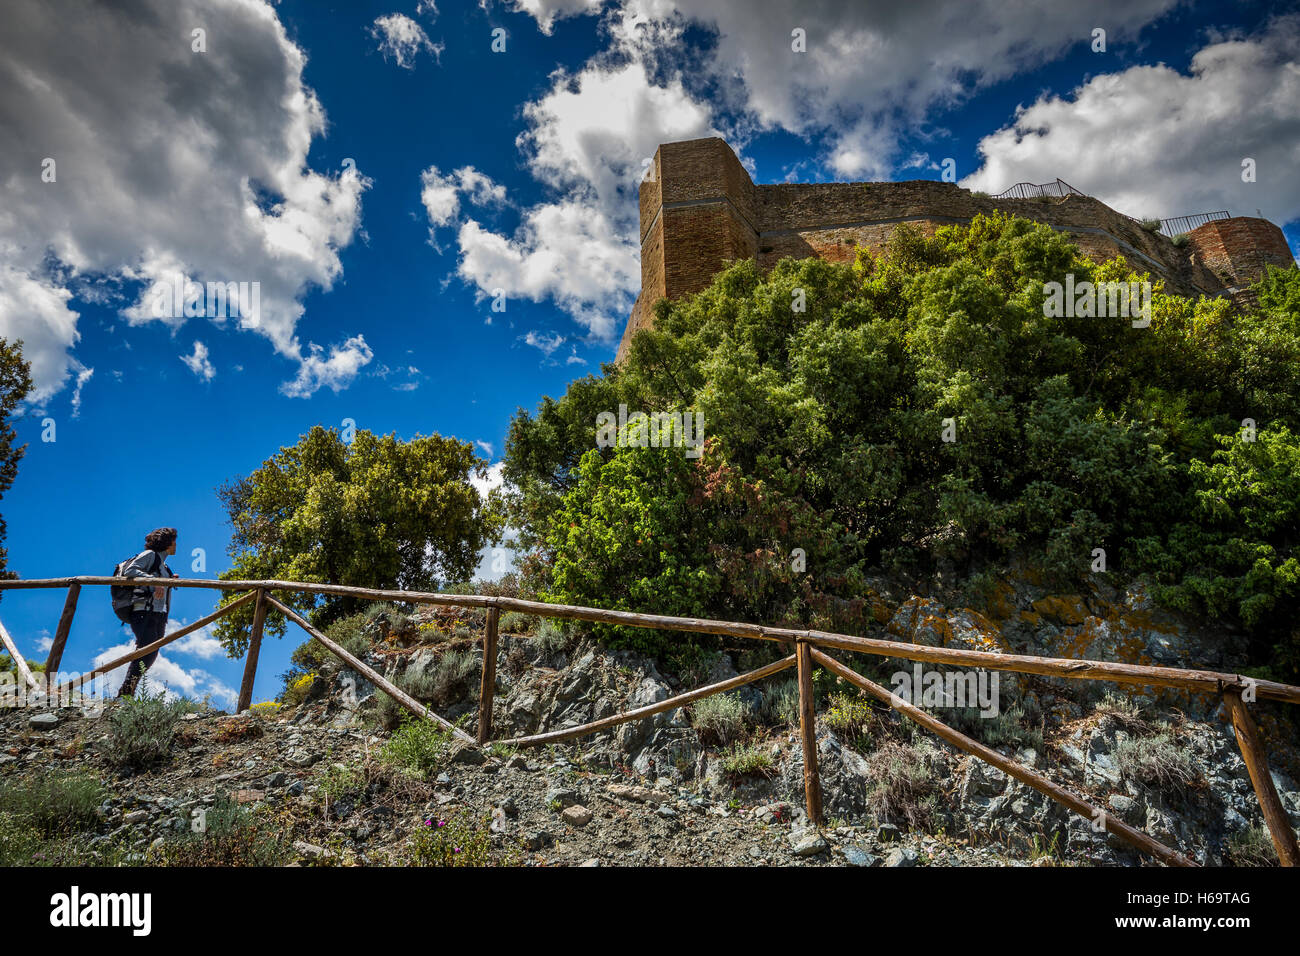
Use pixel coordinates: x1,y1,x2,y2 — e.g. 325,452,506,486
508,1,1179,182
67,361,93,419
167,620,225,660
445,50,715,341
522,330,566,356
962,16,1300,228
370,13,443,68
34,632,53,653
0,265,80,406
458,203,638,338
475,439,495,457
93,641,205,701
420,166,508,233
660,0,1180,177
508,0,606,35
90,631,238,705
0,0,371,405
280,335,374,399
180,341,216,382
471,461,505,500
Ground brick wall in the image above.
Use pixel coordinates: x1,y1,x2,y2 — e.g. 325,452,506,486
1186,217,1295,289
617,137,1297,361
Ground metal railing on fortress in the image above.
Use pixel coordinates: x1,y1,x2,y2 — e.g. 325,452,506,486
3,575,1299,868
1155,210,1230,237
991,179,1086,200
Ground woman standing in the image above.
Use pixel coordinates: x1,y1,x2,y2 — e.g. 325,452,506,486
116,526,178,699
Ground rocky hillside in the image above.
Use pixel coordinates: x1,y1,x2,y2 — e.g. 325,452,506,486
1,575,1296,867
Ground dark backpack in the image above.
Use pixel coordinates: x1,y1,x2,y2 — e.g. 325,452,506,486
111,550,162,623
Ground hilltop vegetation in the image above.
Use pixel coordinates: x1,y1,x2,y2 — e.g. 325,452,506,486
503,214,1300,677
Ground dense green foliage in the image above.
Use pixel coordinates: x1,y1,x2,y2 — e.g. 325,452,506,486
503,214,1300,673
0,337,33,582
214,425,502,654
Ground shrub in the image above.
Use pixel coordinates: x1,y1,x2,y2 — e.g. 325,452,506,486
150,794,288,867
1140,218,1162,232
532,620,570,659
720,743,774,780
1224,824,1278,867
330,614,376,659
380,718,455,778
409,811,492,866
373,690,403,731
949,703,1043,751
0,811,47,865
1170,233,1190,248
281,670,319,705
434,650,477,701
760,678,799,727
499,611,538,634
0,772,104,836
1095,691,1153,734
286,613,373,687
824,692,875,751
317,762,365,804
249,701,281,716
104,690,188,769
691,692,750,745
364,602,410,625
866,740,940,830
401,649,477,707
1115,731,1201,790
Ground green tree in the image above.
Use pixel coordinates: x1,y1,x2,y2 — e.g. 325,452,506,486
213,426,502,655
0,339,34,583
504,214,1300,674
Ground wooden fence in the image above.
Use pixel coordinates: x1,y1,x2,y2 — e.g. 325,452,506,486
2,574,1299,868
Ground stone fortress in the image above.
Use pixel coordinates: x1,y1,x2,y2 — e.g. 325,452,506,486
618,138,1295,360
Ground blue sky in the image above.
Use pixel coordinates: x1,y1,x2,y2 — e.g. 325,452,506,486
2,0,1298,708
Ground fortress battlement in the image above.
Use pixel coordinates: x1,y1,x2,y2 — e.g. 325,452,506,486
617,138,1295,360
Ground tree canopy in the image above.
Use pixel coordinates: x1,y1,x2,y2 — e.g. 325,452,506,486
503,214,1300,675
0,338,33,584
213,425,502,654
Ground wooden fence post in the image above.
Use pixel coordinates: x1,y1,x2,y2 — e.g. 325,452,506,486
264,594,475,743
44,583,81,675
1222,691,1300,867
796,639,824,826
236,589,268,713
478,606,499,744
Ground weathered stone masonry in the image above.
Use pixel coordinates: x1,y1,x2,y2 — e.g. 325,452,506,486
618,137,1296,360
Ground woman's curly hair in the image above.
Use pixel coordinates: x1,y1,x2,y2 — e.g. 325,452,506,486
145,527,178,551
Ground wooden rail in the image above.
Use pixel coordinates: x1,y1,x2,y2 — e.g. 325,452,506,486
1,574,1298,867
